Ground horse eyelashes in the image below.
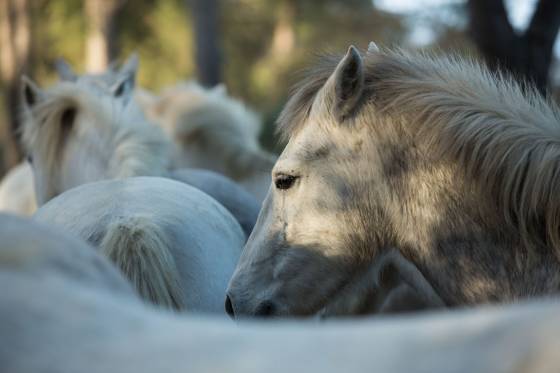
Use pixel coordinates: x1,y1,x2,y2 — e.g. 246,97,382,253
275,175,299,190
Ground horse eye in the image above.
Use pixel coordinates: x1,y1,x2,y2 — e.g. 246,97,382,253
275,174,299,190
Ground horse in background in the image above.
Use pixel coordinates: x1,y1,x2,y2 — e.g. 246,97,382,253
20,76,168,205
0,55,266,221
57,55,277,203
18,72,248,312
1,55,260,236
226,44,560,318
143,81,277,203
20,76,258,237
0,162,36,215
0,54,140,216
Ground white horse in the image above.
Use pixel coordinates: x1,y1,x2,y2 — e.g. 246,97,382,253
18,76,259,237
2,214,560,372
19,77,249,311
143,81,277,203
226,44,560,318
57,56,274,204
171,168,259,238
0,55,139,217
0,162,36,215
33,177,245,313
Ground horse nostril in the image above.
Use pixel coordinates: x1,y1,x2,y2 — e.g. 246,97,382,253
254,300,276,318
225,294,235,319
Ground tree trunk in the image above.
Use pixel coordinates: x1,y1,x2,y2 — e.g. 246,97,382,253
84,0,126,73
189,0,222,87
468,0,560,93
270,0,296,62
0,0,31,170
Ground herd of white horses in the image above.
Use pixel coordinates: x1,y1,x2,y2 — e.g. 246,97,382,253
3,42,560,372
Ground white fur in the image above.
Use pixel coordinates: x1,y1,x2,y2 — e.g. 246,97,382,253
229,47,560,317
0,162,36,215
19,78,252,311
21,80,170,205
18,78,258,237
1,221,560,373
0,59,143,214
0,213,136,298
34,177,245,313
143,81,276,203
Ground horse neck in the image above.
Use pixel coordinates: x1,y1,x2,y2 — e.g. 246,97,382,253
377,134,560,306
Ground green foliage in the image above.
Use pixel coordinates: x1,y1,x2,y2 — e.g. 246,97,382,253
33,0,86,83
119,0,195,89
18,0,469,152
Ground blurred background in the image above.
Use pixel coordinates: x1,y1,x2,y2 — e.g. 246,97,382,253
1,0,559,177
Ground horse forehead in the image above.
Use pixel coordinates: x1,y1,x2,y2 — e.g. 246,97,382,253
77,74,118,93
286,126,365,165
280,122,328,157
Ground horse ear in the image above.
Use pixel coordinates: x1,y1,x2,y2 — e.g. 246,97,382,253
111,72,135,102
20,76,44,110
331,45,365,122
119,53,139,76
54,58,77,82
367,41,379,54
111,53,139,102
373,249,445,313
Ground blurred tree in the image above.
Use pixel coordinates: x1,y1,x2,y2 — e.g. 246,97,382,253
270,0,296,62
234,0,406,151
189,0,222,87
32,0,84,82
0,0,413,178
119,0,195,89
0,0,31,168
468,0,560,93
85,0,127,72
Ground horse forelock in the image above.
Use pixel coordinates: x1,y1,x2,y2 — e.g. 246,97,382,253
280,48,560,261
276,55,340,143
